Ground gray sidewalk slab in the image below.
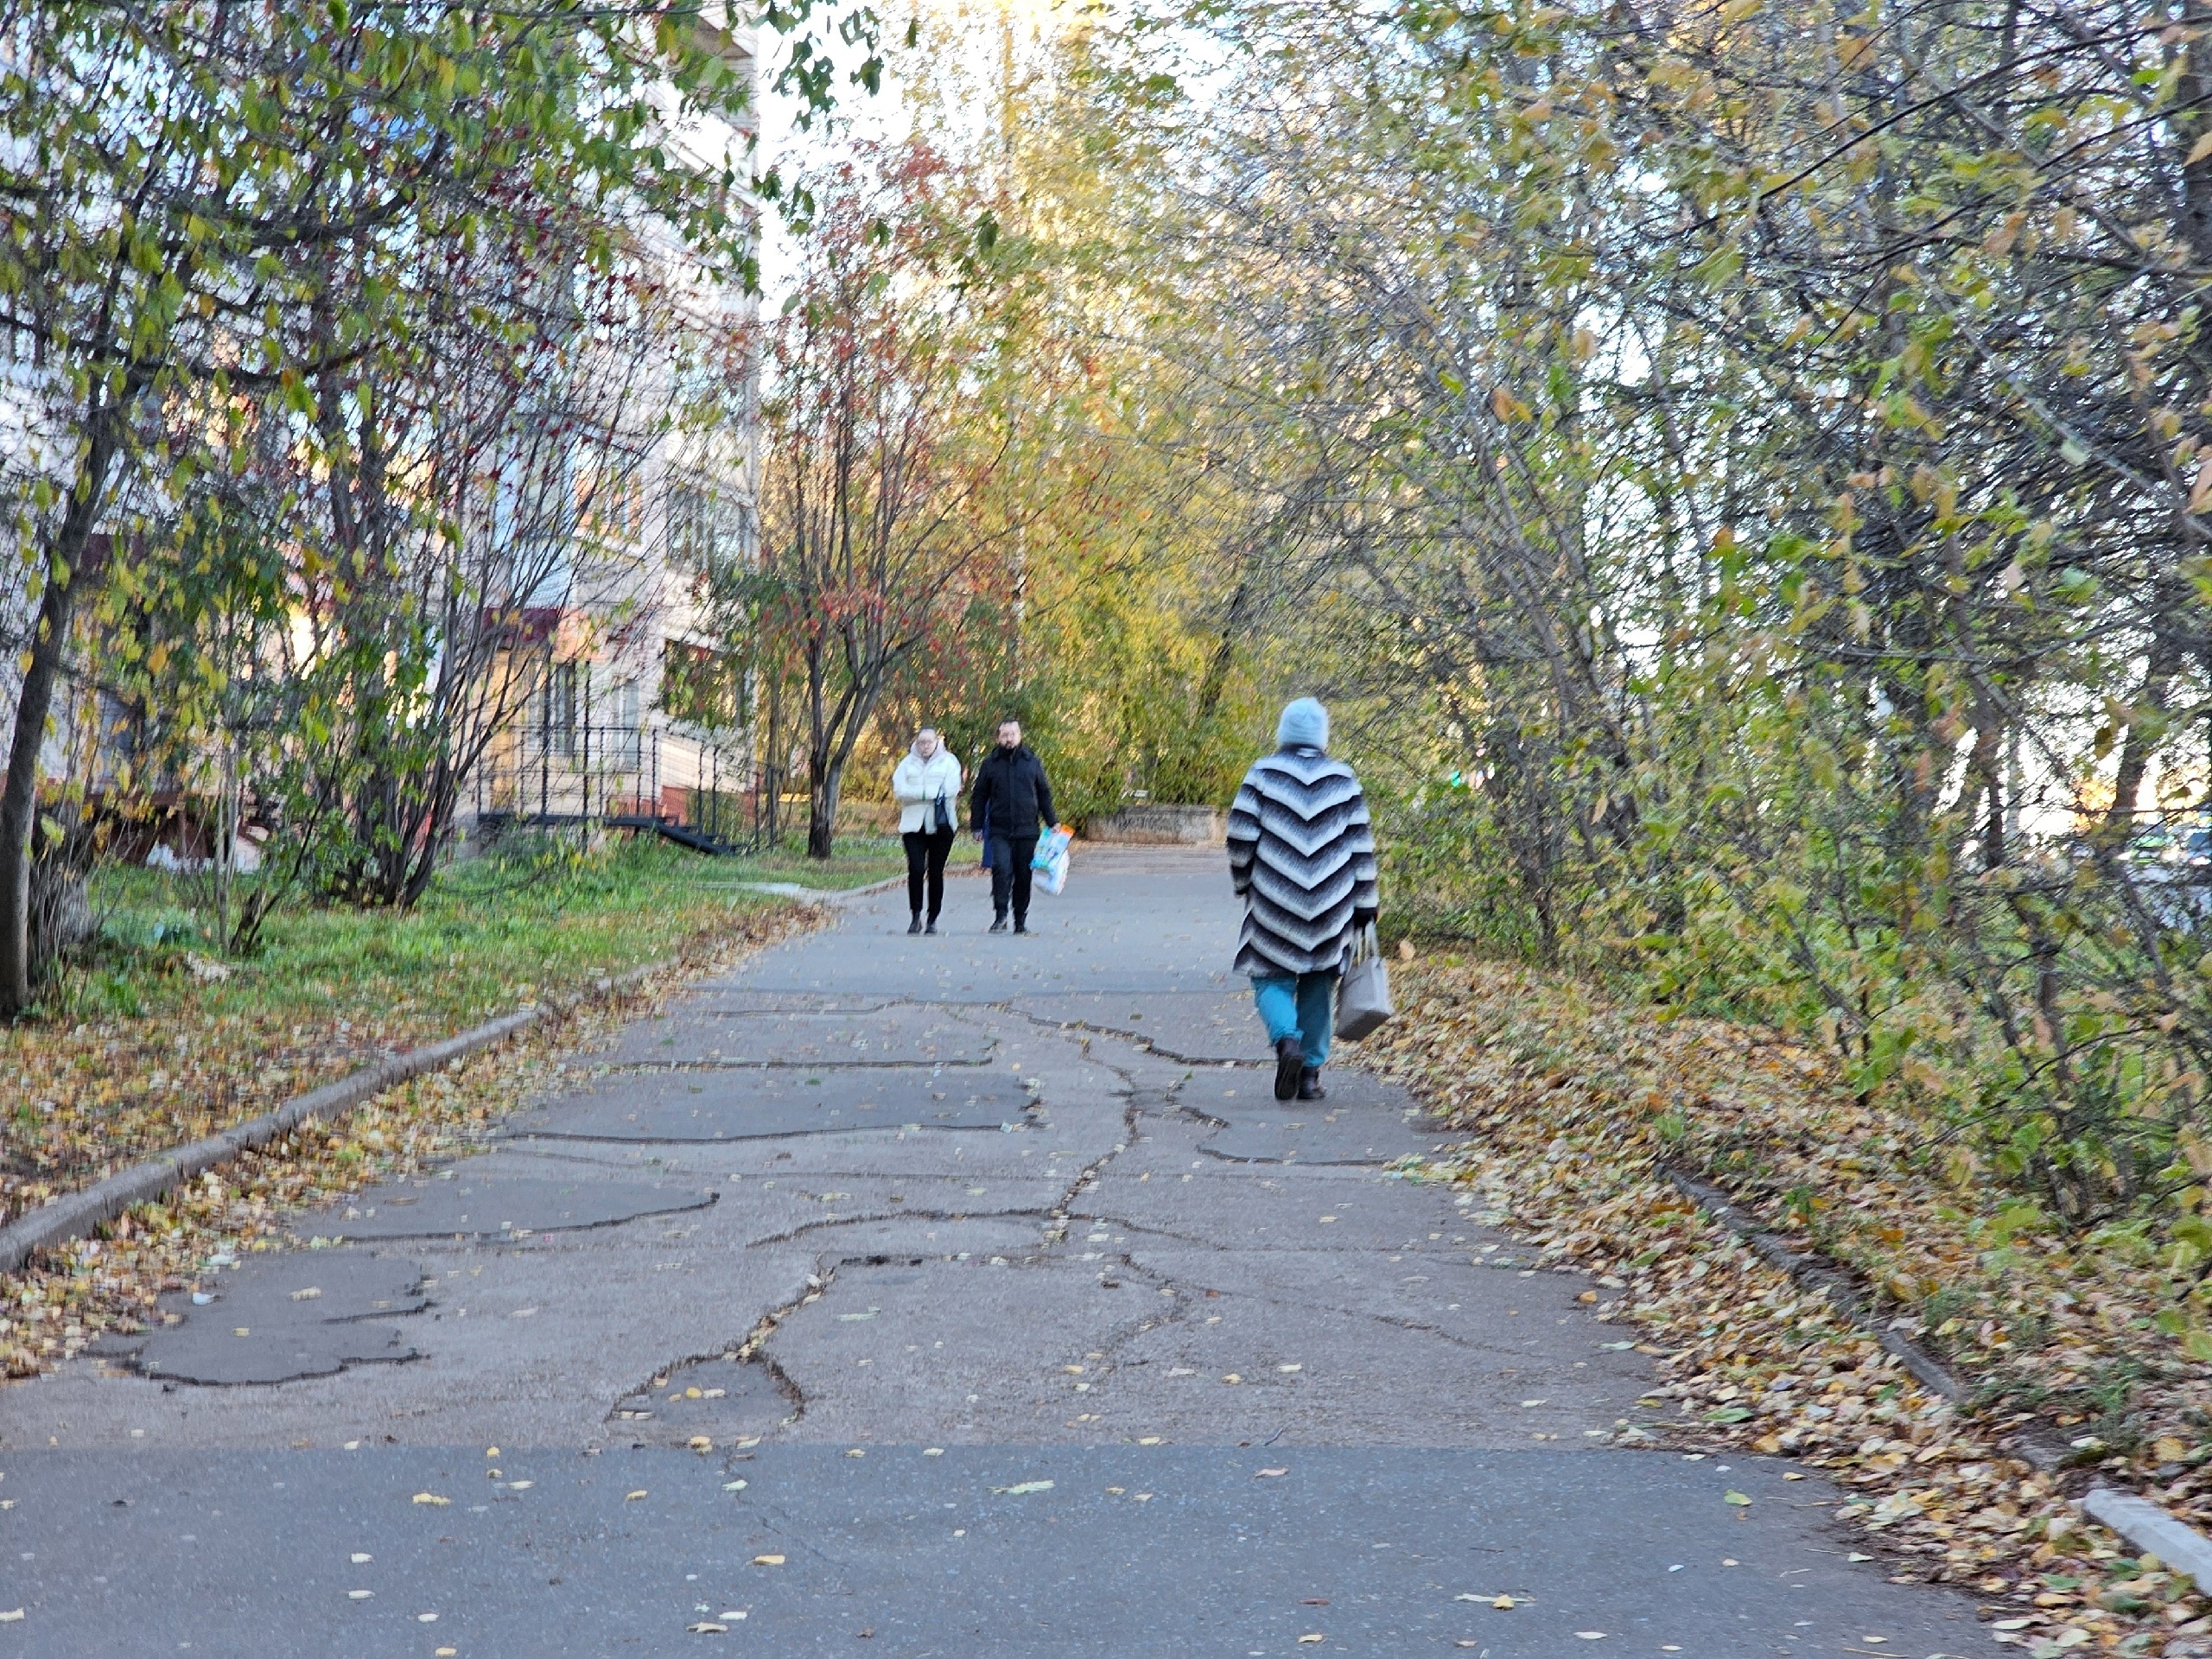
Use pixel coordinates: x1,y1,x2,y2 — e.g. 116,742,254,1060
0,1446,1994,1657
502,1064,1039,1140
602,1002,1000,1067
0,849,2002,1655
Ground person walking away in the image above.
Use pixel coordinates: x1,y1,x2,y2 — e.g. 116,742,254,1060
969,718,1055,934
1227,697,1378,1102
893,728,963,935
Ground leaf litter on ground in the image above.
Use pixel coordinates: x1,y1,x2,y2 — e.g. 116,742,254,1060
1362,954,2212,1655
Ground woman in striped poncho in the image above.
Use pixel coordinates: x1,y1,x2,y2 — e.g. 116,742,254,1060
1227,697,1380,1102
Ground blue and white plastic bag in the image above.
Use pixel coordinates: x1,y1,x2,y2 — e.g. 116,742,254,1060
1031,824,1073,895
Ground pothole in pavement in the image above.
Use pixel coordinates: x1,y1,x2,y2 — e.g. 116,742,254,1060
88,1251,430,1387
611,1355,793,1446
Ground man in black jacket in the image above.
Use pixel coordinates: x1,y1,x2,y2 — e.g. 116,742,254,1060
969,718,1056,934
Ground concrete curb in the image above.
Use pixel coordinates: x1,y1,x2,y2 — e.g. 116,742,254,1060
0,957,674,1276
722,874,907,906
1665,1169,1964,1402
1666,1166,2212,1586
2082,1488,2212,1586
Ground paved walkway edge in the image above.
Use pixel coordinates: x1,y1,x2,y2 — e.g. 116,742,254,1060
0,959,675,1275
1668,1166,2212,1586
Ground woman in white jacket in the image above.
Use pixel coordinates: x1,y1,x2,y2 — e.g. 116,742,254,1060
892,728,963,935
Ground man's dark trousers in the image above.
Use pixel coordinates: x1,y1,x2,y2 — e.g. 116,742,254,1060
989,834,1039,924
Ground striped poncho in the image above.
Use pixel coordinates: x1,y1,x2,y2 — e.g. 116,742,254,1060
1225,745,1380,977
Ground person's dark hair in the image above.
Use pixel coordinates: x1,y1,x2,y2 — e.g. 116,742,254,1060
997,716,1020,729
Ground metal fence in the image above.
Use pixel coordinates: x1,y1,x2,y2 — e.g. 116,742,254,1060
468,721,779,855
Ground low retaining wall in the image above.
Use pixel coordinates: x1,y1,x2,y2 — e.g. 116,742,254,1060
1084,804,1225,846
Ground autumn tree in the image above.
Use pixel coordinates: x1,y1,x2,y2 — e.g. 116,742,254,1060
0,1,777,1002
742,138,1033,857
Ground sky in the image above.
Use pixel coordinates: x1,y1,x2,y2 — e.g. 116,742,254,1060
751,0,1079,299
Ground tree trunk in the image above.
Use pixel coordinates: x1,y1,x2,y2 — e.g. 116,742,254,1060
0,400,123,1013
808,756,844,860
2102,630,2180,850
0,418,119,1014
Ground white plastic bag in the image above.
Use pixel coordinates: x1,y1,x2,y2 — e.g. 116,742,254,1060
1031,823,1073,895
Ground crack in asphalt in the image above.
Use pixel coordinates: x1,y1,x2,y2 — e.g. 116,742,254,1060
594,1056,1004,1072
744,1208,1060,1249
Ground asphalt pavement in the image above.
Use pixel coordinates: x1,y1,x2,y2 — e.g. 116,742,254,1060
0,848,2001,1656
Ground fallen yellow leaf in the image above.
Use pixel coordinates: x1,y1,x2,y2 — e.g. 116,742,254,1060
752,1554,785,1567
410,1493,449,1507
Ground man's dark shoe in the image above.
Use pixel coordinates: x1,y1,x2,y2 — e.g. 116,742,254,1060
1274,1036,1304,1102
1013,918,1029,935
988,917,1010,934
1298,1067,1326,1102
907,912,923,935
925,919,939,935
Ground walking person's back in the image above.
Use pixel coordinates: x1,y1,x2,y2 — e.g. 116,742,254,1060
1227,697,1378,1100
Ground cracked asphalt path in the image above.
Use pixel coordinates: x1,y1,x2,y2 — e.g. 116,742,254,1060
0,849,1999,1656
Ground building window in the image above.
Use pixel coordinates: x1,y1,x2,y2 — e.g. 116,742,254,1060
548,660,583,757
610,677,641,768
667,474,754,577
668,477,715,570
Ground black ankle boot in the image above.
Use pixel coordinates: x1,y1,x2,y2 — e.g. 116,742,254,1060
907,911,923,934
1274,1036,1303,1101
1298,1066,1326,1102
925,918,939,935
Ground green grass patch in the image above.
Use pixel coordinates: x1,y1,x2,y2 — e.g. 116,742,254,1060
67,833,901,1032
